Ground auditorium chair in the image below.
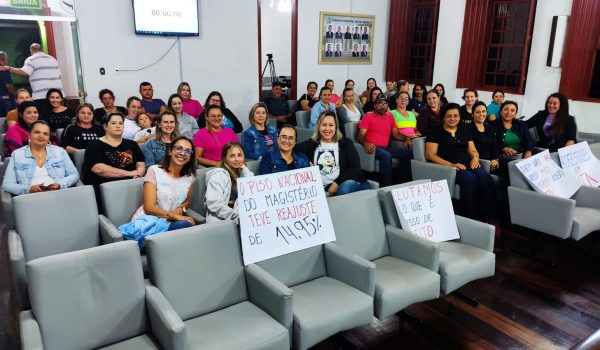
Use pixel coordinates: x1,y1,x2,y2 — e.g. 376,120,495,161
145,221,290,349
55,128,64,146
508,158,600,241
20,241,186,350
8,185,120,309
254,240,375,349
378,181,496,296
0,117,6,133
71,148,86,176
295,110,310,128
328,189,440,319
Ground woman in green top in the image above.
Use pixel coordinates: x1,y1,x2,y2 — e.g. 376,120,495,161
391,91,421,148
491,100,534,160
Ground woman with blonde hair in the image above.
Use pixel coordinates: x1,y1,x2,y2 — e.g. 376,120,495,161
204,141,253,222
242,102,278,160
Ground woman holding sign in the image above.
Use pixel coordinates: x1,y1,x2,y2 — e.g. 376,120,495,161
296,111,369,196
526,92,577,152
425,103,498,231
205,142,254,222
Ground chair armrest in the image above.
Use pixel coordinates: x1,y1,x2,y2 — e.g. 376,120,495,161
573,186,600,209
508,186,575,239
479,159,491,172
245,264,293,330
74,180,85,187
186,208,206,225
454,215,494,252
20,310,44,350
1,189,14,229
323,242,375,296
145,282,186,350
355,143,377,172
9,230,29,309
385,225,439,272
410,160,457,197
99,215,124,244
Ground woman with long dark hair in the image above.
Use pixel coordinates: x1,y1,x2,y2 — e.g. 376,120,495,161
526,92,577,151
61,103,105,153
196,91,243,133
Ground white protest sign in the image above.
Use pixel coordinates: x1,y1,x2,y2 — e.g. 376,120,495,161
558,142,600,187
515,149,581,198
390,180,459,242
237,166,336,265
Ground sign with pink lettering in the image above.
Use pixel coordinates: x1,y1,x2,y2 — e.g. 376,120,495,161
558,141,600,187
237,166,336,265
515,149,581,198
390,180,459,242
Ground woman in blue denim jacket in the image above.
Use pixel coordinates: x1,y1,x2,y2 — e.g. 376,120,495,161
142,111,179,167
242,102,278,160
259,125,309,174
3,120,79,195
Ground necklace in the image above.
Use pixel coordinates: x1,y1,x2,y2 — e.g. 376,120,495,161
31,149,46,167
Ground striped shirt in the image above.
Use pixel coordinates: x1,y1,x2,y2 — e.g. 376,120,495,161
391,109,417,136
21,52,62,99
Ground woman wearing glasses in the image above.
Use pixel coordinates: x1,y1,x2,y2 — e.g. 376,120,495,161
142,111,180,167
196,91,243,133
193,105,239,167
259,124,309,174
205,141,253,223
120,136,197,246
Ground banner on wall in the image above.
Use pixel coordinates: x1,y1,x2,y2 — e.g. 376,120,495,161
390,180,459,243
515,149,581,198
558,141,600,187
237,166,336,265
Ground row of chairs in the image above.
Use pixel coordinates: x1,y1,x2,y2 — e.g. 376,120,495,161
15,180,495,349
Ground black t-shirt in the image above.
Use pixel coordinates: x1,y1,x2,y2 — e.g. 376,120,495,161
459,105,474,126
94,106,127,123
43,108,75,132
83,138,145,187
61,124,106,150
469,124,498,160
427,125,472,166
296,94,317,110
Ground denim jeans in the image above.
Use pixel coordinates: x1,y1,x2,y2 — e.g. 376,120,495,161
455,167,497,221
375,146,413,187
168,220,193,231
336,180,371,196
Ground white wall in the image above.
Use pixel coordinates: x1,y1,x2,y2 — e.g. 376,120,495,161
74,0,259,125
261,1,292,77
297,0,390,97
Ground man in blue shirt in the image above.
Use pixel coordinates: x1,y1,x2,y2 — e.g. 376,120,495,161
139,81,166,120
0,51,16,118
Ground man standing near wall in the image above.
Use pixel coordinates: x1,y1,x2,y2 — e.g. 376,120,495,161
0,51,16,118
0,43,61,111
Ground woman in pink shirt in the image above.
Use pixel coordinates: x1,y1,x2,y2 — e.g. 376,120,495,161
193,105,239,167
177,82,203,119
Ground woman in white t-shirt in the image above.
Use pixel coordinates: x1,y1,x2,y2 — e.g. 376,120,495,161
296,111,369,196
129,136,197,233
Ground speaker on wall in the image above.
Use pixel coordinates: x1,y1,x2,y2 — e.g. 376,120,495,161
547,15,568,68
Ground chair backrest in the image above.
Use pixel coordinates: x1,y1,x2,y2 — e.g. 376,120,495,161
590,142,600,160
257,245,326,287
327,190,390,261
0,117,6,134
296,110,310,128
145,221,247,321
412,137,427,162
0,133,6,160
14,185,100,262
246,159,260,175
344,121,359,142
377,180,434,227
507,159,532,190
189,167,212,216
287,99,297,115
72,148,86,176
56,128,64,146
100,178,144,226
27,241,147,350
296,127,313,143
236,132,243,143
529,127,539,143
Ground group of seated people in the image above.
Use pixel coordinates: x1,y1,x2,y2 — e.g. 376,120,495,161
1,77,577,242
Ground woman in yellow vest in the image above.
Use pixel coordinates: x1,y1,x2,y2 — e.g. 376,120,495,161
391,91,421,148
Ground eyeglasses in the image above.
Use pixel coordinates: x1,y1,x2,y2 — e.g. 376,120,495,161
173,146,193,156
279,135,296,142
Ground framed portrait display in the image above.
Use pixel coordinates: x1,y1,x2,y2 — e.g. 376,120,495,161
319,11,375,65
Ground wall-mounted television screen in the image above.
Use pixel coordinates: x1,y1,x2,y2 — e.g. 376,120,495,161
133,0,199,36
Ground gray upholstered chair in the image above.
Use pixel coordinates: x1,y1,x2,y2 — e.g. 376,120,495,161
0,117,6,133
187,167,212,223
245,159,260,175
8,185,121,309
378,181,496,295
508,158,600,241
72,148,86,177
145,221,290,349
20,241,186,350
344,121,402,173
254,241,375,349
1,186,14,232
295,110,310,128
328,189,440,319
296,127,313,143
